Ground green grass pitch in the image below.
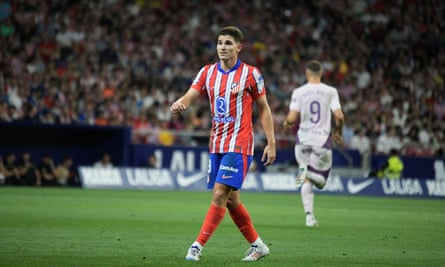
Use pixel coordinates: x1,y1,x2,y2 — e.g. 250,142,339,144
0,187,444,267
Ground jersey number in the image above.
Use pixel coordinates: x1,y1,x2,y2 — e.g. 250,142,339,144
310,101,320,123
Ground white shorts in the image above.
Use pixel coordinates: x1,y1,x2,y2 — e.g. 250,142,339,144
294,144,332,188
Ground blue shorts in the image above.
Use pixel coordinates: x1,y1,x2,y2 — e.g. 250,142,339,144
207,153,253,190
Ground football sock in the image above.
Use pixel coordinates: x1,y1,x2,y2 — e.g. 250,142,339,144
228,203,259,243
252,237,265,246
301,182,314,214
191,241,203,250
196,204,226,246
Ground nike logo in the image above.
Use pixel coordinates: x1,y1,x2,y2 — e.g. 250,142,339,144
177,172,206,187
222,175,233,179
347,179,374,194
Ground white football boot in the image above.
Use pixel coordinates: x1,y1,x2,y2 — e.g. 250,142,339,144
296,165,308,188
185,242,202,261
305,213,318,227
242,242,270,261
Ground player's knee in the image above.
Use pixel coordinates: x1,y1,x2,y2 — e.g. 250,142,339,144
307,170,328,190
212,189,229,206
226,198,241,209
226,198,234,209
313,179,327,189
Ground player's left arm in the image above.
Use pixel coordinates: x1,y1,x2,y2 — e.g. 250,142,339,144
255,95,276,166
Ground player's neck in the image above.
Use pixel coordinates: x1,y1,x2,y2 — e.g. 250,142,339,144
307,77,321,84
219,58,238,71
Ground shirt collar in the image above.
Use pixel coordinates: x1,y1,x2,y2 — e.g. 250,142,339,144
217,59,241,74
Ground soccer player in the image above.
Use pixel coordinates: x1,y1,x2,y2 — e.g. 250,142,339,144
283,60,344,227
170,26,276,262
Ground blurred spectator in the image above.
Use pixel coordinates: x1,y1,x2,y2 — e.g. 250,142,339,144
94,153,114,168
435,147,444,158
0,155,5,185
39,155,58,186
190,106,210,146
55,156,74,186
158,122,175,146
18,151,41,186
369,149,404,179
376,126,402,155
146,153,158,169
3,153,21,185
132,112,159,144
342,122,355,147
350,128,372,154
349,127,372,169
0,2,12,20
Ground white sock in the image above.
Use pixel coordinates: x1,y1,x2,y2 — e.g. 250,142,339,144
192,241,203,249
301,182,314,214
252,237,264,246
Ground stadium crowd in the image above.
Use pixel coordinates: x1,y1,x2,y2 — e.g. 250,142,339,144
1,0,444,157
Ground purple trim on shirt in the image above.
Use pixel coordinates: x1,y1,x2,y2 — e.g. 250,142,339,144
323,136,332,149
295,134,300,145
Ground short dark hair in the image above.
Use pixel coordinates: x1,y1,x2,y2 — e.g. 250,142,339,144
217,26,244,43
306,60,322,73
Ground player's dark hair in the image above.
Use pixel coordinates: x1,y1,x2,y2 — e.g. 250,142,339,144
306,60,322,73
217,26,244,43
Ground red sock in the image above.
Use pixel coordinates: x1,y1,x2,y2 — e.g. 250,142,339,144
196,204,226,246
229,203,258,243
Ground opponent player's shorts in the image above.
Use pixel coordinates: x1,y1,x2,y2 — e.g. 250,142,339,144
294,144,332,188
207,152,253,190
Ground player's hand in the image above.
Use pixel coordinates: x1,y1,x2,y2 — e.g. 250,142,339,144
282,120,293,131
332,133,343,145
261,144,276,166
170,101,187,114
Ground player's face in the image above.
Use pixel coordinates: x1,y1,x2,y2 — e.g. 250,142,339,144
217,35,241,61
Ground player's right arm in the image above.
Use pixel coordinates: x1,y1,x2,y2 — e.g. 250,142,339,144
283,89,299,130
170,88,201,114
332,108,344,144
283,110,299,130
330,88,344,145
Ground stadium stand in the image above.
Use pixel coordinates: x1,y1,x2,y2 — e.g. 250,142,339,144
0,0,444,157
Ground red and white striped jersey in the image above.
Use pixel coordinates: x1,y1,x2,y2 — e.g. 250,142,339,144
190,60,266,155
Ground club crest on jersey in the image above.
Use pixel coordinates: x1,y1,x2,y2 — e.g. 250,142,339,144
231,83,242,94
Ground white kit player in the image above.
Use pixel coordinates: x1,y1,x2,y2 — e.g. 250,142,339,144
283,60,344,227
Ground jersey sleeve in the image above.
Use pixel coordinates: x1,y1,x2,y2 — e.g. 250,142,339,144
190,65,209,94
249,67,267,99
289,89,299,111
330,89,341,111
